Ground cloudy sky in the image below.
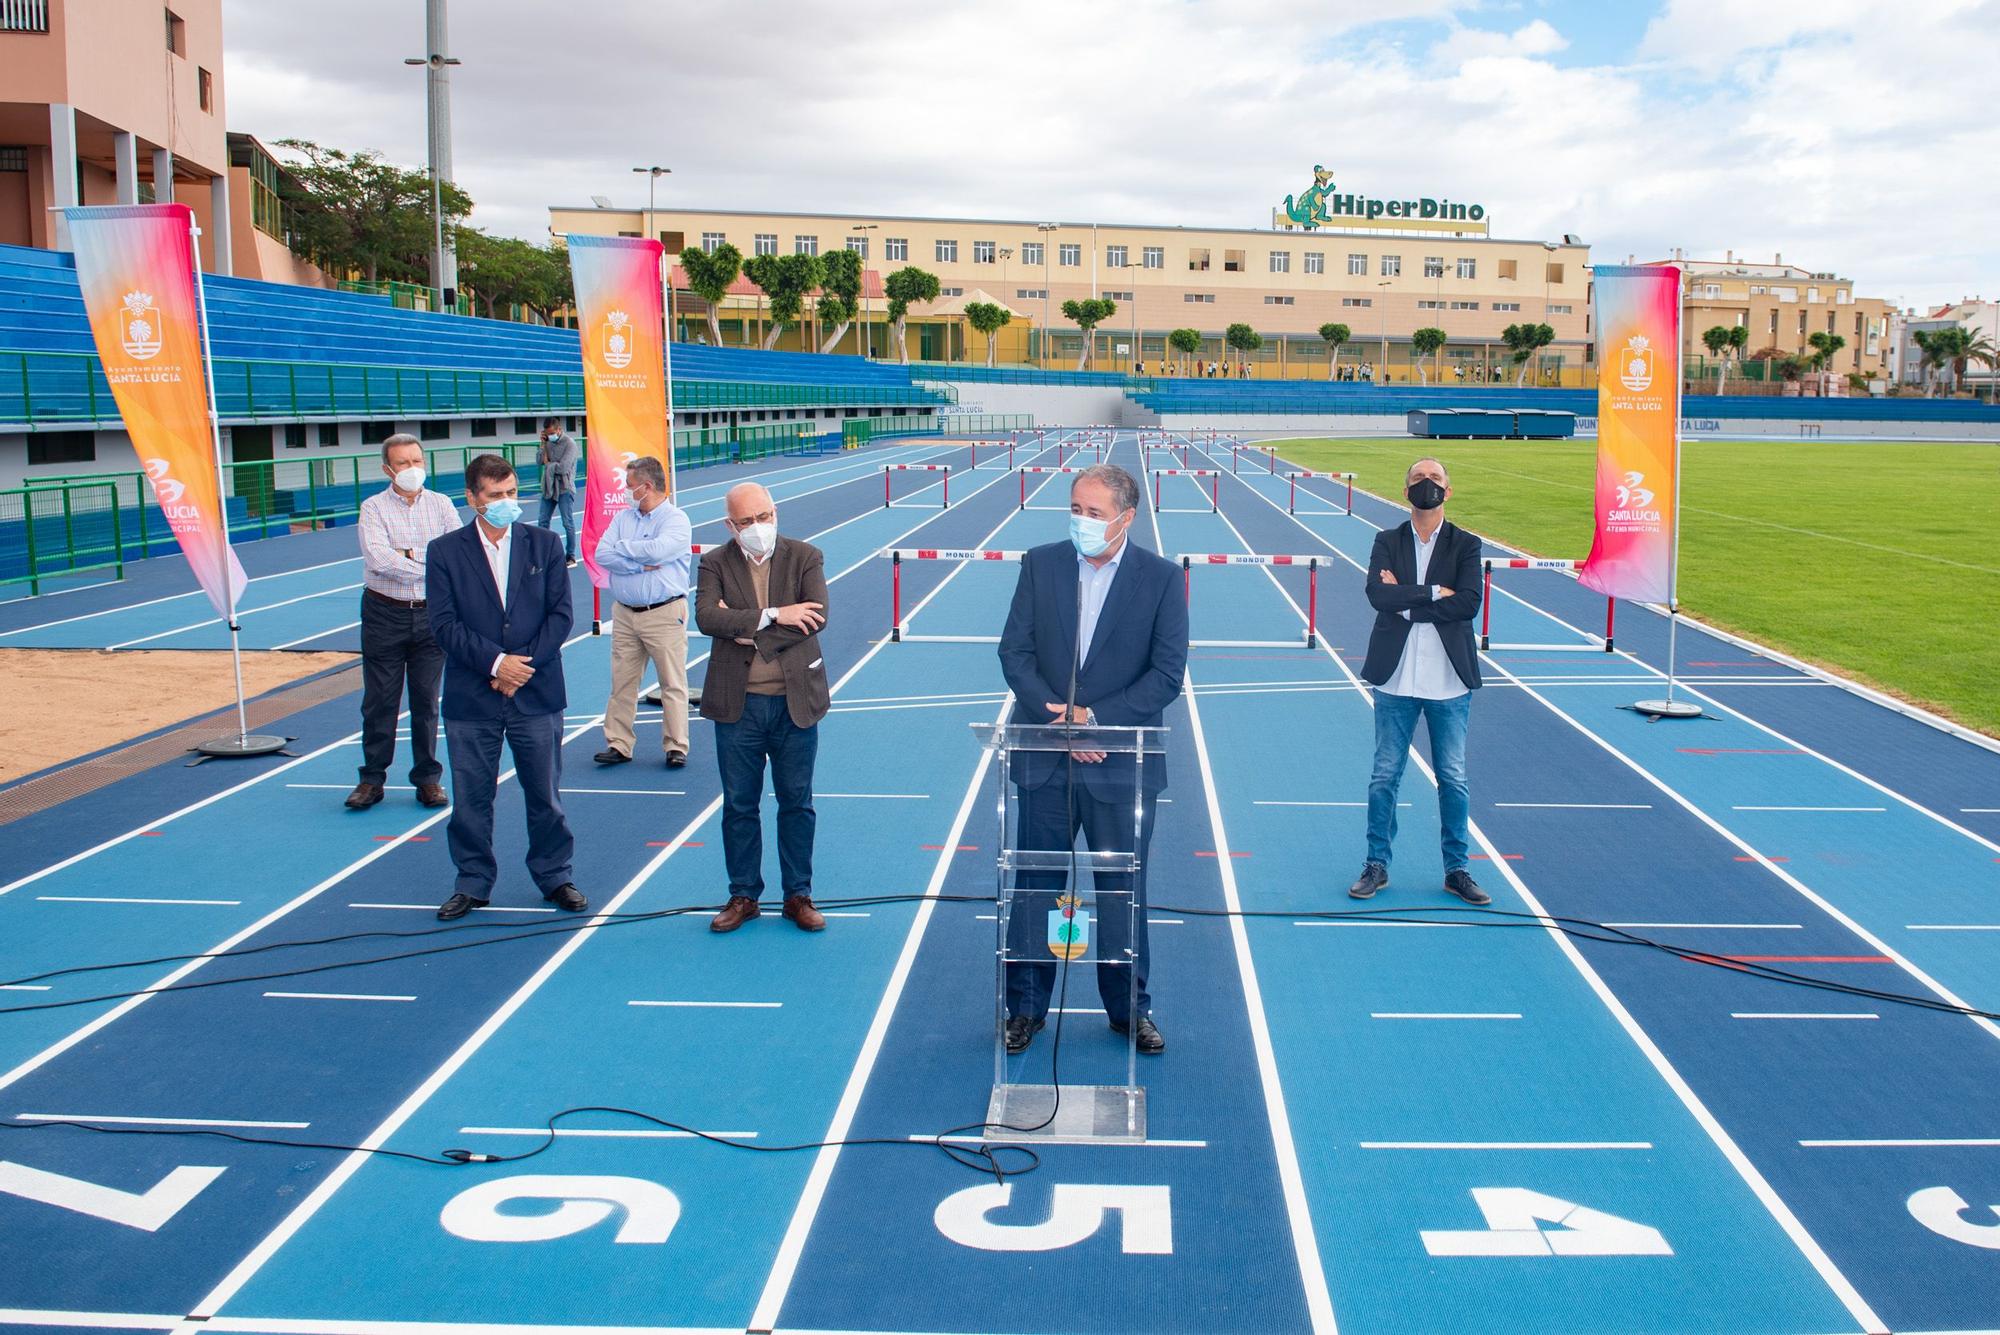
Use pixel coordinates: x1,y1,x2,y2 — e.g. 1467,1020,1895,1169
221,0,1997,312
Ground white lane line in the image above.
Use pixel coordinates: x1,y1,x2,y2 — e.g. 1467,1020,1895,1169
0,986,52,992
346,903,555,914
15,1113,309,1129
1605,922,1803,930
1733,805,1887,813
628,1000,781,1009
1204,465,1886,1334
0,1307,184,1331
36,896,241,906
1800,1138,2000,1148
1496,802,1655,810
458,1125,758,1141
262,992,416,1003
1906,924,2000,931
1255,799,1408,808
273,620,359,650
1732,1013,1880,1021
1362,1140,1654,1151
0,555,362,637
1295,920,1472,929
559,787,687,796
1963,808,2000,814
816,792,930,799
1371,1012,1522,1020
821,912,872,918
1151,918,1185,925
106,581,365,649
915,1133,1212,1149
285,783,415,791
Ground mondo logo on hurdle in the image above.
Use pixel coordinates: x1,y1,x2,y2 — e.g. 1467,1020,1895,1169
1176,551,1323,649
884,463,952,509
880,547,1026,642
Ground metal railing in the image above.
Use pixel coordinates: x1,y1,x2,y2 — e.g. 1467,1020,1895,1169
841,413,1033,449
0,480,123,594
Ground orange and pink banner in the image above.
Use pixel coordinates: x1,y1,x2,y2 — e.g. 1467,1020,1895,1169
1580,265,1682,606
66,203,245,618
566,234,672,590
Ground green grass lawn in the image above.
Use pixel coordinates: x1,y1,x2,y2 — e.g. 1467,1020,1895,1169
1269,436,2000,737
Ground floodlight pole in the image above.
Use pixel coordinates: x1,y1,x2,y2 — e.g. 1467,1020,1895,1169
404,4,461,314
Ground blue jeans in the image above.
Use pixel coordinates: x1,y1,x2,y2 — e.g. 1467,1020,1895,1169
714,692,818,898
1366,689,1472,873
538,492,577,559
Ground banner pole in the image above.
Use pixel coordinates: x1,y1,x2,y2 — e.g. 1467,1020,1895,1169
1633,263,1701,720
189,219,288,759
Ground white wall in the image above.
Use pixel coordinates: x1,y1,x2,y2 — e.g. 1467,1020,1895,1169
929,380,1133,427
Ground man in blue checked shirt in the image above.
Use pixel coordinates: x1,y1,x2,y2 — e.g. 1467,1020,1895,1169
593,456,695,769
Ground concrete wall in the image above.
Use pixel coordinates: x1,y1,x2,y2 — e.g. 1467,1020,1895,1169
930,380,1133,427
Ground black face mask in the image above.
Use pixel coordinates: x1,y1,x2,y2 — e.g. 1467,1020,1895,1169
1407,478,1447,511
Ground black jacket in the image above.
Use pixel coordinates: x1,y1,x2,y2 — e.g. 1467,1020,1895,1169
1360,520,1483,691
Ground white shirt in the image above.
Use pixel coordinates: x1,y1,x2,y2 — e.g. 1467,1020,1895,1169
477,520,513,678
358,484,459,600
1381,521,1467,701
1076,540,1127,666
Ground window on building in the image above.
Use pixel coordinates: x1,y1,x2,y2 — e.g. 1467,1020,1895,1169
1104,290,1133,301
1456,258,1476,280
1546,262,1565,284
0,148,24,172
1798,311,1808,335
1059,243,1080,266
1450,300,1479,310
886,237,908,261
939,286,963,297
470,418,497,438
1017,288,1047,300
1769,310,1780,334
1347,253,1367,276
700,231,726,250
1417,300,1444,310
1106,244,1128,268
1184,293,1216,303
1341,297,1373,308
844,235,868,259
973,240,995,264
1223,249,1246,272
1424,256,1445,279
1264,295,1295,305
284,424,307,449
1142,246,1164,269
165,8,185,54
198,67,213,112
1807,286,1820,303
1827,311,1836,333
616,231,640,238
1269,250,1290,274
1381,255,1402,278
935,239,957,262
1188,248,1210,271
1855,313,1864,337
1304,252,1324,275
362,421,399,442
1493,301,1521,312
754,233,777,257
660,231,683,252
318,423,341,447
795,235,818,256
419,420,451,442
1548,304,1573,315
1498,258,1518,280
1022,241,1044,266
28,431,94,466
512,417,539,435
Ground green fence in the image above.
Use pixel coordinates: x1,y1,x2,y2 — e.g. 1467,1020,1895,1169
840,413,1034,449
0,480,125,595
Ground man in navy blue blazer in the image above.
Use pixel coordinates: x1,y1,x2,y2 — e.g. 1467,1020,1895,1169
425,453,586,921
997,463,1188,1056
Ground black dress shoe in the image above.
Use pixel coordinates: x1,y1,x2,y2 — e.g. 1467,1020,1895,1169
1444,869,1491,906
543,883,589,912
1348,861,1389,899
437,892,487,921
665,751,687,769
345,783,384,810
1110,1015,1167,1054
1004,1015,1045,1054
594,748,631,766
415,782,449,809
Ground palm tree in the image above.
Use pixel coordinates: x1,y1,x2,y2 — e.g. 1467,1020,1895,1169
1960,332,1998,403
1702,325,1732,395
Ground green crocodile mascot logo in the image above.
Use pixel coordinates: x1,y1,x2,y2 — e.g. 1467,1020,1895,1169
1283,164,1335,230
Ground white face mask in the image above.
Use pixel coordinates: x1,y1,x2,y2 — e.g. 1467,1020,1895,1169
735,520,777,559
393,465,425,494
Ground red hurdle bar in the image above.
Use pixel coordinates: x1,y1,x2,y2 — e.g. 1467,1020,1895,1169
1286,470,1356,515
1478,557,1615,652
1176,552,1322,648
1153,468,1221,512
967,438,1013,471
1230,443,1277,474
1019,464,1084,509
884,547,1027,642
883,463,951,509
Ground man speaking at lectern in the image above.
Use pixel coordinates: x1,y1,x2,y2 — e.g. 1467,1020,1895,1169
997,463,1188,1057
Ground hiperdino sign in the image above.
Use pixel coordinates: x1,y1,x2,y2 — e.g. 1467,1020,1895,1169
1274,164,1489,234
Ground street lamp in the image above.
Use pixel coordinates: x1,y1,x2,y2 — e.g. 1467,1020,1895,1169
403,49,462,313
633,166,673,339
851,222,878,359
1376,279,1392,383
1541,239,1559,386
1037,222,1058,366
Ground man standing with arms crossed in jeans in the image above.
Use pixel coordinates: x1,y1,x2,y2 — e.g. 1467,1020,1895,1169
1349,456,1491,908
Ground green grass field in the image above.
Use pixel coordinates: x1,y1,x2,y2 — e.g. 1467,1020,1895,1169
1269,437,2000,737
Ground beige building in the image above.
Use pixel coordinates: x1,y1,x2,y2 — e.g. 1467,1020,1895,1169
550,202,1594,384
1660,251,1894,381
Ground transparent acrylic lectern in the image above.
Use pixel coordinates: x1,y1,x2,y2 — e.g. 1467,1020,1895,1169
971,720,1169,1144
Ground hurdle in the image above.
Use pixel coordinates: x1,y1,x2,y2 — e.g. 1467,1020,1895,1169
883,463,951,509
1286,470,1356,516
1230,443,1278,474
1152,468,1220,513
1055,434,1105,468
1144,441,1190,470
1018,464,1086,510
964,438,1014,471
1479,558,1617,652
1177,552,1322,648
882,547,1024,642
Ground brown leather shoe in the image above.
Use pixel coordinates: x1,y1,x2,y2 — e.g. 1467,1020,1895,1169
415,782,449,808
344,783,384,810
782,895,826,932
709,895,761,933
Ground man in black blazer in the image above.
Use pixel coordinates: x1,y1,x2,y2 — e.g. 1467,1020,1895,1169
997,463,1189,1056
426,454,586,921
1350,456,1491,907
695,482,833,935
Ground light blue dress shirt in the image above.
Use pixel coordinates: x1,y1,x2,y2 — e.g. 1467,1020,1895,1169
1076,540,1127,666
594,500,693,608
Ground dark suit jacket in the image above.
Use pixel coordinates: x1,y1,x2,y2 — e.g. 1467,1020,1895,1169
1360,519,1483,691
695,536,831,729
998,539,1188,795
426,519,573,720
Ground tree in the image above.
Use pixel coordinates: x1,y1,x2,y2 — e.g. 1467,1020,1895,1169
883,265,941,365
743,252,825,350
1964,332,2000,403
1805,331,1847,372
1060,297,1118,370
275,139,472,286
1168,327,1202,376
1317,322,1351,380
454,230,571,325
680,242,744,346
1912,327,1970,396
964,300,1013,367
1702,325,1733,395
1225,322,1263,373
814,248,864,354
1501,322,1556,387
1411,327,1448,384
